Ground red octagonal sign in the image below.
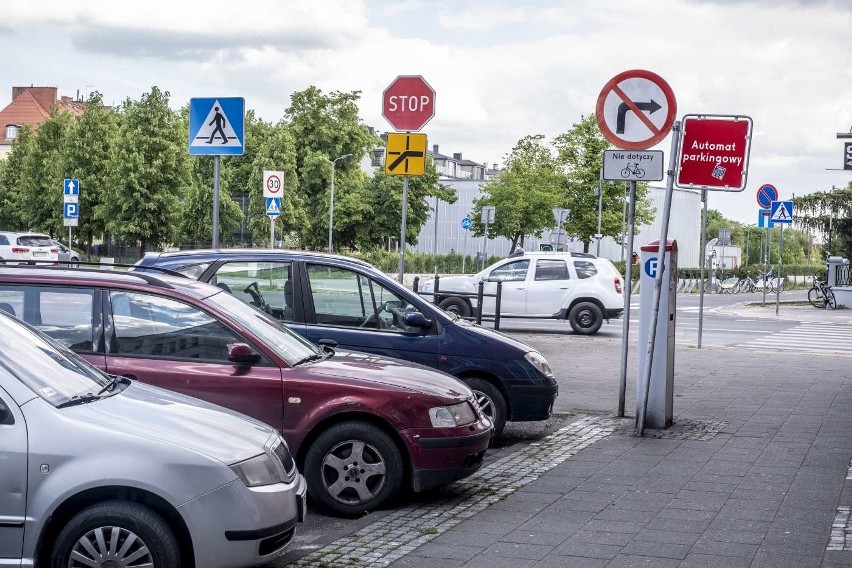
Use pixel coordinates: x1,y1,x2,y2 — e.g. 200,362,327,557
382,75,435,132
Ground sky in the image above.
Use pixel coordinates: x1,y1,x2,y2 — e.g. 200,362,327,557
1,0,851,224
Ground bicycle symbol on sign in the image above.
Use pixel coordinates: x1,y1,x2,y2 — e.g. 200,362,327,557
620,163,645,178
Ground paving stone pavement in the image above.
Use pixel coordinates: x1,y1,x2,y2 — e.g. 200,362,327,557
286,307,852,567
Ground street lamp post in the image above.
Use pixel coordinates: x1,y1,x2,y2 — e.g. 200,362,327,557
328,153,353,253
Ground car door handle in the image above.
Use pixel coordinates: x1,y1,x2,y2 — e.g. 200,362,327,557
559,287,569,289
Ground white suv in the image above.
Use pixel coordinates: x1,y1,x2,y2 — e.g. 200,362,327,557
0,231,58,265
420,252,624,335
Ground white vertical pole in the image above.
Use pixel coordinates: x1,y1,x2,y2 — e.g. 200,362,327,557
637,121,681,437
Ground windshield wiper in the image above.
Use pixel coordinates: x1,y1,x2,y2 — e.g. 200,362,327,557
57,393,102,408
293,353,324,366
97,375,129,395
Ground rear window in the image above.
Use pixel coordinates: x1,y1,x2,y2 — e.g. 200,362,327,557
17,235,52,247
574,261,598,279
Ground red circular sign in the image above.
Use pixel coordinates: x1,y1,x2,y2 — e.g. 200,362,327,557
266,175,281,194
382,75,436,132
596,70,677,150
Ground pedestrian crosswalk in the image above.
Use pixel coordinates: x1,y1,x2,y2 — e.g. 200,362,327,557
739,323,852,355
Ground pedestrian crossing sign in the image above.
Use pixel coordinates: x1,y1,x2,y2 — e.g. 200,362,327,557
265,197,281,219
189,97,245,156
769,200,793,224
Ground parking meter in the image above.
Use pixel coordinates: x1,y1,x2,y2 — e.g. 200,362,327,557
637,239,678,429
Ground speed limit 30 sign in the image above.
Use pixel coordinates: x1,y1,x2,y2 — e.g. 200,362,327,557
263,170,284,198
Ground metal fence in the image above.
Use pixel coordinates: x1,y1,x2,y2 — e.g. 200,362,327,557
837,263,851,287
412,275,505,330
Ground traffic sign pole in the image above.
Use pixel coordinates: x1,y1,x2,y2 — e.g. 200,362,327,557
398,176,409,284
617,180,638,418
776,224,783,315
213,156,220,248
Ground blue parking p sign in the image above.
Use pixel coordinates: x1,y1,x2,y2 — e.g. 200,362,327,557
644,257,658,278
63,202,79,218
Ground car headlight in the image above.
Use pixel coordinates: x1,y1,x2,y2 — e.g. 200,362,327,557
525,351,554,378
429,402,476,427
230,453,281,487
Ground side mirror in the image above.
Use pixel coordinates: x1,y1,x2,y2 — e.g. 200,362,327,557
228,343,260,365
318,338,338,352
402,311,432,328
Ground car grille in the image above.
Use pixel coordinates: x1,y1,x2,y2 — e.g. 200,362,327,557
273,440,296,478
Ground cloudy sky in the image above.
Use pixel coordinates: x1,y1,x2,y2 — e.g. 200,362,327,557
1,0,850,224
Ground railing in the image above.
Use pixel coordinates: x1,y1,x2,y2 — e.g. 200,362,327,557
413,275,504,330
836,264,851,287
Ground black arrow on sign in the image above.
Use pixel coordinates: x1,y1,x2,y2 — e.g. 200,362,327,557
616,100,662,134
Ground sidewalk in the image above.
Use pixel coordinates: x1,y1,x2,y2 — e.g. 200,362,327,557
387,334,852,567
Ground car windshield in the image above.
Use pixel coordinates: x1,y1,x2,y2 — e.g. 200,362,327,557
0,313,110,407
204,289,319,365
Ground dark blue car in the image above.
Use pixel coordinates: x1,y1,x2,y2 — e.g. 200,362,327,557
135,250,558,436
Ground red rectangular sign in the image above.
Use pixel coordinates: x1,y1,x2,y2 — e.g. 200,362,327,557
676,115,752,191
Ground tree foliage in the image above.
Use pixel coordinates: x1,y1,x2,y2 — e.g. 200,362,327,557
793,183,852,260
554,114,654,252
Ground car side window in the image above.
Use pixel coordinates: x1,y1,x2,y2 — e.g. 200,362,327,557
535,259,569,281
574,261,598,279
0,235,8,246
209,261,295,323
0,286,94,351
109,291,239,362
0,389,15,426
489,260,529,282
306,264,420,333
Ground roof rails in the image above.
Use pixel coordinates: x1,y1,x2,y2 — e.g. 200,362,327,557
0,260,189,279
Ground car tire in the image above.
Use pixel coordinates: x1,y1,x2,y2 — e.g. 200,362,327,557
52,501,179,568
568,301,603,335
304,421,403,516
464,377,507,439
438,297,471,318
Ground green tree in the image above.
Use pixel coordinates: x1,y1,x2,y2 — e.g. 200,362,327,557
360,161,453,250
554,114,655,252
469,135,564,251
284,86,378,248
0,125,35,229
793,184,852,260
64,92,118,258
17,109,75,236
100,87,189,254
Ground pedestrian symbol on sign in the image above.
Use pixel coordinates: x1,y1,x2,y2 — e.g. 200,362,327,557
190,100,241,148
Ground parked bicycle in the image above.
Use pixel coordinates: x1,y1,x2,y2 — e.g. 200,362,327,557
808,276,837,309
734,271,759,293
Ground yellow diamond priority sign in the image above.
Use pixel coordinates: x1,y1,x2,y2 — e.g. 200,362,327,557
385,133,427,176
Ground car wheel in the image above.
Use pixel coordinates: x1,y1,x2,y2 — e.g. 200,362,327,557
463,377,507,439
52,501,179,568
438,297,471,318
568,302,603,335
304,421,403,516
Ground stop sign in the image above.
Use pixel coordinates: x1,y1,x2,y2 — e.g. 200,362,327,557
382,75,435,132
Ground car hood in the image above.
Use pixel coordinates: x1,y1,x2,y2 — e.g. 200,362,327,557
303,350,471,402
449,317,535,354
67,381,276,465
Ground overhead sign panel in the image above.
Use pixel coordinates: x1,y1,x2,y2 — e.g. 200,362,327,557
384,133,427,176
676,115,753,191
596,70,677,150
189,97,245,155
603,150,664,181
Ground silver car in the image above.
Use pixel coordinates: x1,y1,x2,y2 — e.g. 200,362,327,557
0,310,307,568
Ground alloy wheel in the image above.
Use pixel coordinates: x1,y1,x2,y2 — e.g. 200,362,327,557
321,440,387,506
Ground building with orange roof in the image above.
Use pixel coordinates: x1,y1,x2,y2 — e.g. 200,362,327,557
0,86,86,158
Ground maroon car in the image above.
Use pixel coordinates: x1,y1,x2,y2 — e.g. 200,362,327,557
0,267,492,516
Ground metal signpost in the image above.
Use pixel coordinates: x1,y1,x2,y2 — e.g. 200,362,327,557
189,97,245,248
770,200,794,315
551,208,569,252
383,76,435,284
756,184,777,306
676,115,754,349
480,206,495,270
461,217,472,273
263,171,284,249
63,179,80,247
596,69,676,424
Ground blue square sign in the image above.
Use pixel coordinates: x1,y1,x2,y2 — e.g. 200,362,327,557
188,98,245,156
